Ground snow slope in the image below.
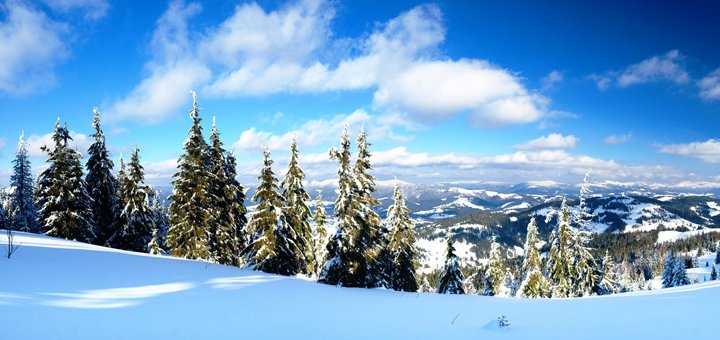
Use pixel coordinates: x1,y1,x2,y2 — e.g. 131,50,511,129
2,232,720,339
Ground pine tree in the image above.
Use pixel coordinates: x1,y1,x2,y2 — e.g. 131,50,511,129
572,231,597,297
387,182,418,292
206,118,241,266
224,150,248,261
280,138,314,274
319,125,358,286
596,250,619,295
36,120,95,242
148,228,165,255
109,147,155,252
711,266,717,280
85,108,119,245
671,255,690,287
546,198,575,298
484,239,506,296
519,217,548,298
150,192,170,252
167,93,211,260
243,149,302,275
436,238,465,294
715,250,720,265
312,194,328,276
9,131,39,233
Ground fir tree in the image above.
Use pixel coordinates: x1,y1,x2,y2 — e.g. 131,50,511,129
387,182,418,292
312,194,328,275
150,192,170,251
546,198,575,298
148,228,165,255
715,250,720,265
167,93,211,260
662,252,676,288
671,255,690,287
572,231,597,297
206,118,241,266
85,108,119,245
711,266,717,281
280,138,314,274
484,239,506,296
110,147,155,252
436,238,465,294
9,131,38,233
596,250,619,295
224,150,248,260
243,149,302,275
519,217,548,298
36,120,95,242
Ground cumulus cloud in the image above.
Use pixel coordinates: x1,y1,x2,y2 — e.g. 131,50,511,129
604,133,632,145
541,70,563,91
592,50,689,90
513,133,577,150
25,130,93,157
698,68,720,101
0,2,68,95
107,1,548,127
43,0,109,20
659,139,720,163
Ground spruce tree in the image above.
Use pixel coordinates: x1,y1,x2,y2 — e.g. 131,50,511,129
206,118,241,266
167,93,211,260
436,238,465,294
596,250,619,295
224,150,248,260
85,108,119,245
671,255,690,287
150,192,170,251
572,231,597,297
36,120,95,242
243,149,301,275
148,228,165,255
715,250,720,265
387,182,418,292
711,266,717,280
312,194,328,275
546,198,575,298
280,138,314,274
519,217,548,298
484,239,506,296
9,131,39,233
109,147,154,252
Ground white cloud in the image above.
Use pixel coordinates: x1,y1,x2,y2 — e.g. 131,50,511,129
514,133,577,150
541,70,563,91
0,2,68,95
604,133,632,145
698,68,720,101
592,50,689,91
142,158,178,185
43,0,109,20
660,139,720,163
26,130,93,158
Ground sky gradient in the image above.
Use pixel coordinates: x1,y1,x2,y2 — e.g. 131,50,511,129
1,0,719,187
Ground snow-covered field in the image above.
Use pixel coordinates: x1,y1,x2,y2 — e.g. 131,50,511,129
2,231,719,339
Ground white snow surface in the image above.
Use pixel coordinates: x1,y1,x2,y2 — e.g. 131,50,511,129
656,229,720,244
2,231,720,339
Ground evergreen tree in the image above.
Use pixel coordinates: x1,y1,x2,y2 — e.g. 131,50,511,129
715,250,720,265
150,192,170,252
546,198,575,298
148,228,165,255
312,194,328,275
36,120,94,242
280,138,314,274
224,150,248,261
711,266,717,281
387,182,418,292
9,131,38,233
572,231,597,297
596,250,619,295
243,149,302,275
110,147,155,252
85,108,119,245
671,255,690,287
483,239,506,296
206,118,241,266
436,238,465,294
167,93,211,260
519,217,548,298
662,251,676,288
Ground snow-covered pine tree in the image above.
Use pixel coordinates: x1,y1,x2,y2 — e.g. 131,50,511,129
483,238,506,296
312,194,328,275
150,192,170,251
671,255,690,287
36,120,95,242
319,125,358,286
662,251,677,288
595,250,619,295
572,231,597,297
9,131,39,233
519,217,548,298
224,150,248,262
280,138,314,274
419,276,433,293
436,238,465,294
352,127,385,288
387,182,418,292
167,92,211,260
206,118,241,266
85,108,119,245
148,228,165,255
109,147,155,252
546,198,575,298
711,266,717,280
243,149,301,275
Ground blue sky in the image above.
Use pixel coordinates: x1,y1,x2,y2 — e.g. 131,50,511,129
1,0,719,187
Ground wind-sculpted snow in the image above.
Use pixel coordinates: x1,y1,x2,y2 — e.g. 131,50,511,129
1,231,719,339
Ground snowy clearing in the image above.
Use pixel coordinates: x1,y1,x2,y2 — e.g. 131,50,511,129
1,231,720,339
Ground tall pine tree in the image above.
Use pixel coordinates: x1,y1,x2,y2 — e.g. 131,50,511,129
85,108,119,245
9,131,38,233
484,238,506,296
109,147,154,252
546,198,575,298
519,217,548,298
386,182,418,292
167,92,211,260
436,238,465,294
312,194,328,276
280,138,314,274
36,120,95,242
